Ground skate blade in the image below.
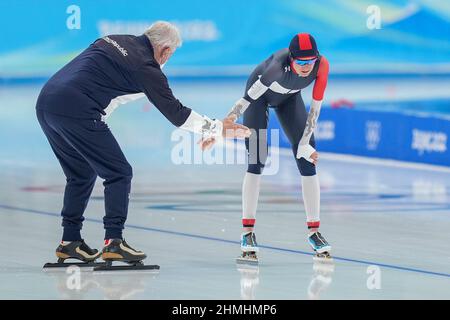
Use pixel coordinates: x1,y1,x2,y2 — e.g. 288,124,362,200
43,261,106,269
313,253,334,264
94,263,160,272
236,256,259,266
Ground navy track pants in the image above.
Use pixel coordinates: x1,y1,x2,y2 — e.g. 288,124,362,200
36,109,132,241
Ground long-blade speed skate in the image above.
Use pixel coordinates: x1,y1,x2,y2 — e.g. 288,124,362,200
94,239,159,272
308,232,333,263
43,240,105,269
236,232,259,265
313,251,333,263
236,251,259,265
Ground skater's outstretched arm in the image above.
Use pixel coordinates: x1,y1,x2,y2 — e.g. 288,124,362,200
226,62,282,121
200,65,281,150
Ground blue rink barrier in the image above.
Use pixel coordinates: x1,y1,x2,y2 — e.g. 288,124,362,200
269,108,450,167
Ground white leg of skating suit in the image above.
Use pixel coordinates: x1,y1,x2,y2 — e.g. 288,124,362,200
242,172,261,222
302,175,320,225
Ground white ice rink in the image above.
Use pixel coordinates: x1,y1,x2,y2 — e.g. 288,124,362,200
0,80,449,299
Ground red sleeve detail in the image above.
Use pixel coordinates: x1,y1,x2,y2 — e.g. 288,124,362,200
313,56,329,101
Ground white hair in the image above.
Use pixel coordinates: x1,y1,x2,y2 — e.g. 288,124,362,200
144,21,182,51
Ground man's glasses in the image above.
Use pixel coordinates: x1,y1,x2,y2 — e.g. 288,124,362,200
293,58,317,66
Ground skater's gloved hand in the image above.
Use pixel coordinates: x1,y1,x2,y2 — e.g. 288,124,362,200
226,114,238,122
296,144,319,165
198,117,251,151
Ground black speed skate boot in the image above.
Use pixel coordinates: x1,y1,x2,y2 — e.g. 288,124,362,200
94,239,159,272
43,240,103,269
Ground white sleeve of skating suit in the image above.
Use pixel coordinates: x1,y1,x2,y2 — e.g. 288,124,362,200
247,79,269,100
302,175,320,223
179,110,223,139
227,97,251,120
227,78,269,120
242,172,262,219
296,99,322,161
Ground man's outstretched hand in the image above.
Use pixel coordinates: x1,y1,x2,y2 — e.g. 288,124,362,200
198,115,251,151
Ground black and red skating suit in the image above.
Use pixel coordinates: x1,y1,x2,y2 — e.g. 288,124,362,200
233,48,329,175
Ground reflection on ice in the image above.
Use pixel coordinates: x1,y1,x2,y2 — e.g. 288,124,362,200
307,261,335,300
44,268,159,299
237,264,259,300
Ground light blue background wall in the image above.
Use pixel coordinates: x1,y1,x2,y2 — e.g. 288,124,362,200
1,0,450,77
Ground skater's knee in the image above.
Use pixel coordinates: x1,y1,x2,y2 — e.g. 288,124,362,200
66,171,97,185
247,164,265,175
120,164,133,182
298,158,316,176
124,164,133,179
247,149,267,175
102,163,133,183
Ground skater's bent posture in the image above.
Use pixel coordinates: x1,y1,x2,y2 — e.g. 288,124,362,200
36,21,250,267
201,33,331,262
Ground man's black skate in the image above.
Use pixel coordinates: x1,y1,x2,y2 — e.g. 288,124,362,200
94,239,159,272
43,240,105,269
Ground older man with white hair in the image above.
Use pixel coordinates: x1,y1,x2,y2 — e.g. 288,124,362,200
37,21,250,270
